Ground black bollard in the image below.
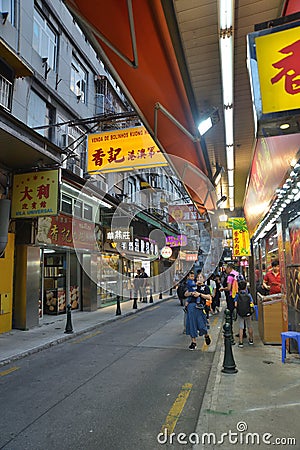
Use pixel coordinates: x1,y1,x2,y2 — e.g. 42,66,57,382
159,292,163,299
133,291,138,309
224,308,235,345
222,322,238,374
116,295,121,315
149,288,153,303
64,304,74,334
129,289,133,300
169,288,172,295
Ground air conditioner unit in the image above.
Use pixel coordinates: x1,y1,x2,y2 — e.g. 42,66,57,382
71,164,83,178
97,179,108,193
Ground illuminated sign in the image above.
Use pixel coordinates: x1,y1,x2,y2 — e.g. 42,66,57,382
168,204,206,223
228,218,251,257
12,170,59,218
165,234,187,247
87,126,167,173
160,246,173,258
255,25,300,114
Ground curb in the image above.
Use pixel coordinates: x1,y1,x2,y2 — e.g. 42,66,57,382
193,316,225,450
0,295,175,367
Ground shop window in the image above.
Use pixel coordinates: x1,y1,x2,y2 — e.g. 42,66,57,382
61,194,72,215
84,203,92,220
33,8,57,71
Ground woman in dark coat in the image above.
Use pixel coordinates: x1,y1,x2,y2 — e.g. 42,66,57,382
185,272,212,350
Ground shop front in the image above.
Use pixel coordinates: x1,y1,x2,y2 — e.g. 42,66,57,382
37,213,100,319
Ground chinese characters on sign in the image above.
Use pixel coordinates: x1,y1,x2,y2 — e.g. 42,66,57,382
36,214,98,251
87,126,168,173
168,204,206,223
255,25,300,114
271,40,300,95
11,170,59,218
106,229,132,241
165,235,187,247
107,235,158,257
228,218,251,257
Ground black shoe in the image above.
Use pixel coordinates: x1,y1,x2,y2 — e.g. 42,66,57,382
189,342,197,350
183,306,188,313
235,333,239,337
205,335,211,345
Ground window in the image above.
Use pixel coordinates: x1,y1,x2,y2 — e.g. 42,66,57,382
33,8,57,71
71,56,87,103
61,194,72,215
74,200,83,218
0,74,12,110
27,90,54,140
0,0,15,25
84,204,92,221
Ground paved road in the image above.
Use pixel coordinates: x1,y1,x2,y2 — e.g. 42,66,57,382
0,299,218,450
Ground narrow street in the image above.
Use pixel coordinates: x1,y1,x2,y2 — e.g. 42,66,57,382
0,299,221,450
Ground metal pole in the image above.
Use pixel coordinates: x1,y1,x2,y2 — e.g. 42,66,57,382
64,304,74,334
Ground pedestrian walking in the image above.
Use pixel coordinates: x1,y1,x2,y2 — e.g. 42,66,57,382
133,269,142,301
184,271,211,350
139,267,149,302
234,280,254,348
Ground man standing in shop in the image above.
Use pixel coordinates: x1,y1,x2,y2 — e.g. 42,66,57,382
139,267,149,303
263,260,281,294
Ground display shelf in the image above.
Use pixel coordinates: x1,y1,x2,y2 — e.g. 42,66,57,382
44,254,66,315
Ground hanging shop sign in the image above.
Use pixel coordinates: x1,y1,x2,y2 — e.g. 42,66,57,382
227,218,251,257
168,204,206,223
160,246,173,258
185,253,198,261
106,228,132,241
36,214,100,251
254,23,300,114
105,236,159,258
165,234,187,247
87,126,168,173
11,170,59,218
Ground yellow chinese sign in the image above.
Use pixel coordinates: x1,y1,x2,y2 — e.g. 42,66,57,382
12,170,59,218
87,126,168,173
227,218,251,257
256,26,300,114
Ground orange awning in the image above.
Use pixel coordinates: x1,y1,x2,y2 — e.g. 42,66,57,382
65,0,214,209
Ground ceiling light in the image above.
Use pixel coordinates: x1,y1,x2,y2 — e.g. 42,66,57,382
228,170,234,186
226,145,234,170
198,116,213,136
279,123,290,130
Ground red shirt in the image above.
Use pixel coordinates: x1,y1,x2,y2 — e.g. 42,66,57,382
263,271,281,294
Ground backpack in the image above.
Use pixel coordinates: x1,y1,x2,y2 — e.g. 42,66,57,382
236,292,253,317
231,272,244,298
177,281,187,299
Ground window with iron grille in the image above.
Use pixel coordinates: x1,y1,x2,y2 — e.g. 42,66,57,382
0,74,12,110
